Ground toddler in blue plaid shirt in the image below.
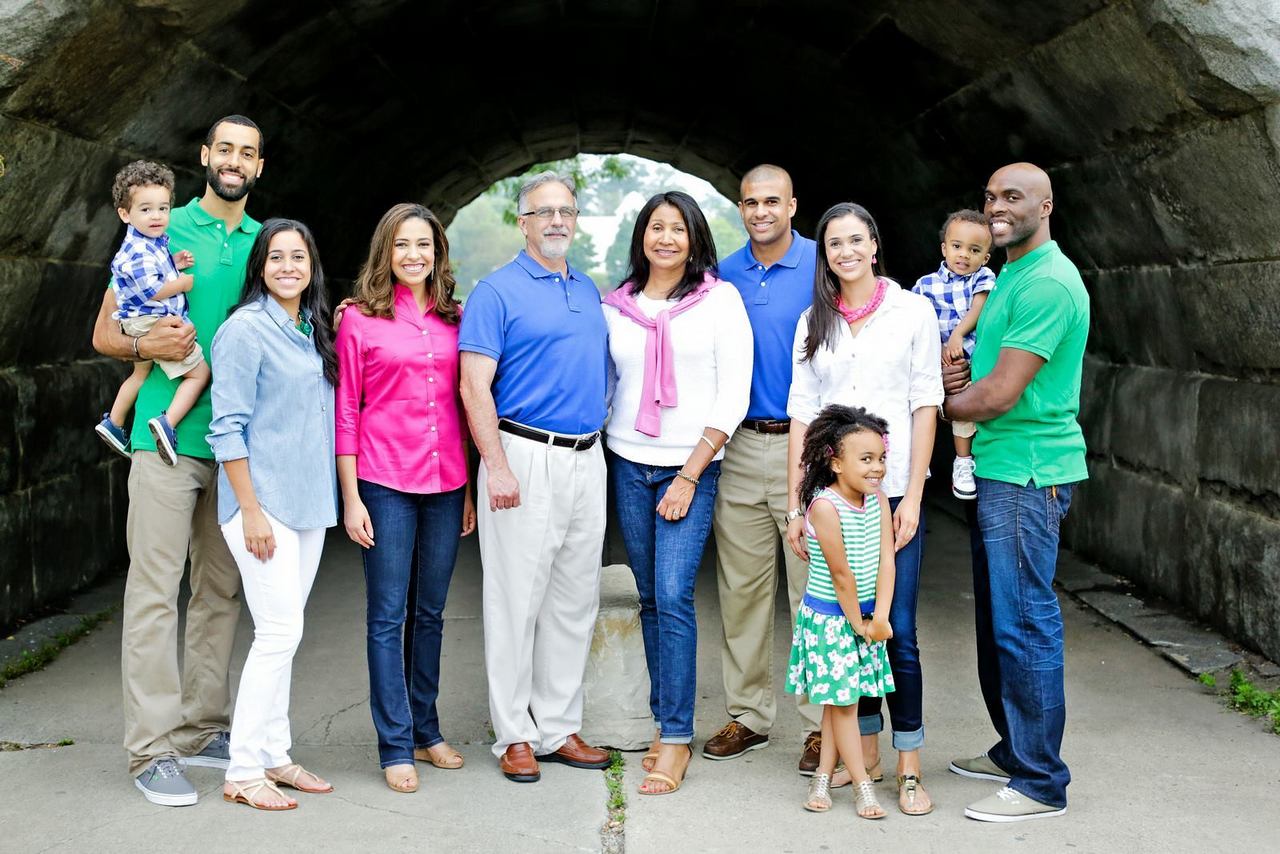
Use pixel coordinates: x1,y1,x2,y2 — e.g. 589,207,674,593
94,161,210,466
911,210,994,500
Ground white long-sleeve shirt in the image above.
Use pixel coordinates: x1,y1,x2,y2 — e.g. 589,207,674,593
787,282,943,498
604,283,754,466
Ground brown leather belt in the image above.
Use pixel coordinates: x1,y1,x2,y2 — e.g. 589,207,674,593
740,418,791,435
499,419,600,451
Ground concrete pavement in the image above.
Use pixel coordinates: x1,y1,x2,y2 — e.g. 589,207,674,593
2,508,1279,853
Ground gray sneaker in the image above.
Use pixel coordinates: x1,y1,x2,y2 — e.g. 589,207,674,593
135,757,197,806
965,786,1066,822
948,752,1012,782
185,731,230,769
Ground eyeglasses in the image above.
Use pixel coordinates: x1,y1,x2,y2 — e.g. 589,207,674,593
519,206,580,221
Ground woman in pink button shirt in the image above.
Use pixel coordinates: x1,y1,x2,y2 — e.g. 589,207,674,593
335,203,475,794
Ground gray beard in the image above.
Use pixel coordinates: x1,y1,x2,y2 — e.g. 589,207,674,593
537,237,570,259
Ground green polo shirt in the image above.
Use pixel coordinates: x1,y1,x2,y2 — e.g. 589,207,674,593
971,240,1090,487
123,198,261,459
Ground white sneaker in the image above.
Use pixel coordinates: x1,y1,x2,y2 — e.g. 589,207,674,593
965,786,1066,822
952,456,977,500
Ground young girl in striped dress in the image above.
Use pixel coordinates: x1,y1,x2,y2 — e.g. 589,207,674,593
786,404,897,818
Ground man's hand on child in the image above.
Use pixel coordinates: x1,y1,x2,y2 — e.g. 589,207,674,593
144,316,197,362
174,250,195,270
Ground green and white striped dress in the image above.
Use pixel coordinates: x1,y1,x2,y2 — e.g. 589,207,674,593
786,487,894,705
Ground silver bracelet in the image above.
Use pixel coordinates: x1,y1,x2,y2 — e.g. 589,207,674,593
675,470,699,486
131,335,142,360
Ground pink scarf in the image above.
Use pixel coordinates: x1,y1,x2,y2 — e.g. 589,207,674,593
603,273,722,437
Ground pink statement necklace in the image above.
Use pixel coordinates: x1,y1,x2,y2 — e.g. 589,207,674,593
835,277,888,324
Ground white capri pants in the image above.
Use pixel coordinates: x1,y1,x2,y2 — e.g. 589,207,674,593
220,509,325,781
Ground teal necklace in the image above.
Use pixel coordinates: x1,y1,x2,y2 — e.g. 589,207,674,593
289,308,312,337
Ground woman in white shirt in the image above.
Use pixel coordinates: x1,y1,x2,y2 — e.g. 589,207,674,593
786,202,942,816
603,191,753,797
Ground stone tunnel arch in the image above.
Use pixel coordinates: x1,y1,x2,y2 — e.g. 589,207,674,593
1,1,1278,660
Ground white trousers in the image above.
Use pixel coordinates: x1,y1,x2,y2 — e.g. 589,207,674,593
220,510,325,781
479,432,606,756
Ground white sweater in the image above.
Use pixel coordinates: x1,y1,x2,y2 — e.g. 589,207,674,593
604,283,754,466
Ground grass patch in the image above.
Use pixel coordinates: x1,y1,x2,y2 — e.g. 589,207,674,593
0,608,115,690
1203,668,1280,735
600,749,627,853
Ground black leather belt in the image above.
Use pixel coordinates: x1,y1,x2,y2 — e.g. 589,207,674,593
740,418,791,435
499,419,600,451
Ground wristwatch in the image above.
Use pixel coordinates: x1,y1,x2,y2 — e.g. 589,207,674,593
785,507,804,523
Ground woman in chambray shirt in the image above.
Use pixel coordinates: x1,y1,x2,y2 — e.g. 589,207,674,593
207,218,338,812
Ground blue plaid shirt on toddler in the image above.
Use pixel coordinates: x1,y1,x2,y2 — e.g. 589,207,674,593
110,225,189,321
911,262,996,357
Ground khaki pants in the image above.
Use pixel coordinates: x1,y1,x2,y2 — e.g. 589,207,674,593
712,429,822,735
478,432,606,757
121,451,241,775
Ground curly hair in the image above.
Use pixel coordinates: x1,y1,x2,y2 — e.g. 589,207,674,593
939,208,990,242
111,160,175,210
352,203,460,324
797,404,890,508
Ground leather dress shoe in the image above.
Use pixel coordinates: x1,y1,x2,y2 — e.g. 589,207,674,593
798,731,822,776
500,742,540,783
536,734,610,769
702,720,769,760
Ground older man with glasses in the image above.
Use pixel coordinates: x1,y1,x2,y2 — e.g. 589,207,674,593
459,171,612,783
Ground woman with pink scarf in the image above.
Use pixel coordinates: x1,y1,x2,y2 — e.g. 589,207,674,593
602,191,752,796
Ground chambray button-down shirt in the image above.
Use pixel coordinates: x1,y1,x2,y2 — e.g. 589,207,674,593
208,295,338,530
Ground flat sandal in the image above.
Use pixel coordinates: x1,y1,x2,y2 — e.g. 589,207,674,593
223,778,297,811
897,773,934,816
854,779,886,820
267,763,334,793
804,773,832,812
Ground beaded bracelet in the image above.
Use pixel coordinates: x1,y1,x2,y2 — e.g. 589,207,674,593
675,470,699,486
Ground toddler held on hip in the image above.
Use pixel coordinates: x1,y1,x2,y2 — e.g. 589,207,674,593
95,160,208,466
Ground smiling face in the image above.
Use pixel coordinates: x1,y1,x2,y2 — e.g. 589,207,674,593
738,173,796,249
941,219,992,276
518,180,577,262
391,217,435,287
831,428,887,498
642,203,691,279
119,184,172,238
822,213,878,287
983,165,1052,253
261,229,311,308
201,121,264,202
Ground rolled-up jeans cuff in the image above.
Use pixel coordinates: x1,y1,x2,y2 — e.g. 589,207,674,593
660,734,693,745
857,712,883,737
892,726,925,751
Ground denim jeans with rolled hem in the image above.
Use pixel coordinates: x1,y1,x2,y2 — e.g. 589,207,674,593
610,454,720,745
971,476,1074,808
857,496,926,751
359,480,464,768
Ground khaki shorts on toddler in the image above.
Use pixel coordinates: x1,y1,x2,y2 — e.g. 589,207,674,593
120,315,205,380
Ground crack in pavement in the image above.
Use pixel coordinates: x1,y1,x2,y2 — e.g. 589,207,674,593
293,694,369,744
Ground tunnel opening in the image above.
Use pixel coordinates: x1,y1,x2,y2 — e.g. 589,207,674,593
1,0,1278,660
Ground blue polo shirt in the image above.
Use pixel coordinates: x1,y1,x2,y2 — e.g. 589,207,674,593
719,231,816,420
459,250,608,435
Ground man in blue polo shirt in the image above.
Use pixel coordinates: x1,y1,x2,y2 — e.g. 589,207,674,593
459,171,612,783
703,165,824,773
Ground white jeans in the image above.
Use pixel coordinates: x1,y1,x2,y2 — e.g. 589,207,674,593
220,509,325,781
479,432,606,756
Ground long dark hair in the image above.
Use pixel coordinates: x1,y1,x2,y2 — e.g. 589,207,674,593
620,190,719,301
234,218,338,385
353,203,460,324
802,202,889,363
797,404,890,508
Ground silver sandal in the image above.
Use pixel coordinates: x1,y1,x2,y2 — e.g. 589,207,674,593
804,773,832,812
855,778,886,820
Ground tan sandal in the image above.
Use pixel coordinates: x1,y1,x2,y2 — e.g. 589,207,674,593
638,745,691,796
897,773,934,815
855,779,886,820
804,773,832,812
830,760,883,788
641,732,661,772
414,743,464,770
223,778,297,811
384,764,419,793
267,763,333,793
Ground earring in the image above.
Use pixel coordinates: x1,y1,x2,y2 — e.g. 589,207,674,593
872,254,877,264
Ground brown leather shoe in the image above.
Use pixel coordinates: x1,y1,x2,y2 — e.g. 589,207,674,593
500,742,541,783
798,731,821,776
701,720,769,760
536,734,610,769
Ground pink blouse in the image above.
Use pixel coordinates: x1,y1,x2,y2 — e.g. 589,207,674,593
335,284,467,495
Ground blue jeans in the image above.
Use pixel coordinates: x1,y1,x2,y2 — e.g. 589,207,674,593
971,476,1074,807
610,455,721,744
359,480,464,768
856,495,926,750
